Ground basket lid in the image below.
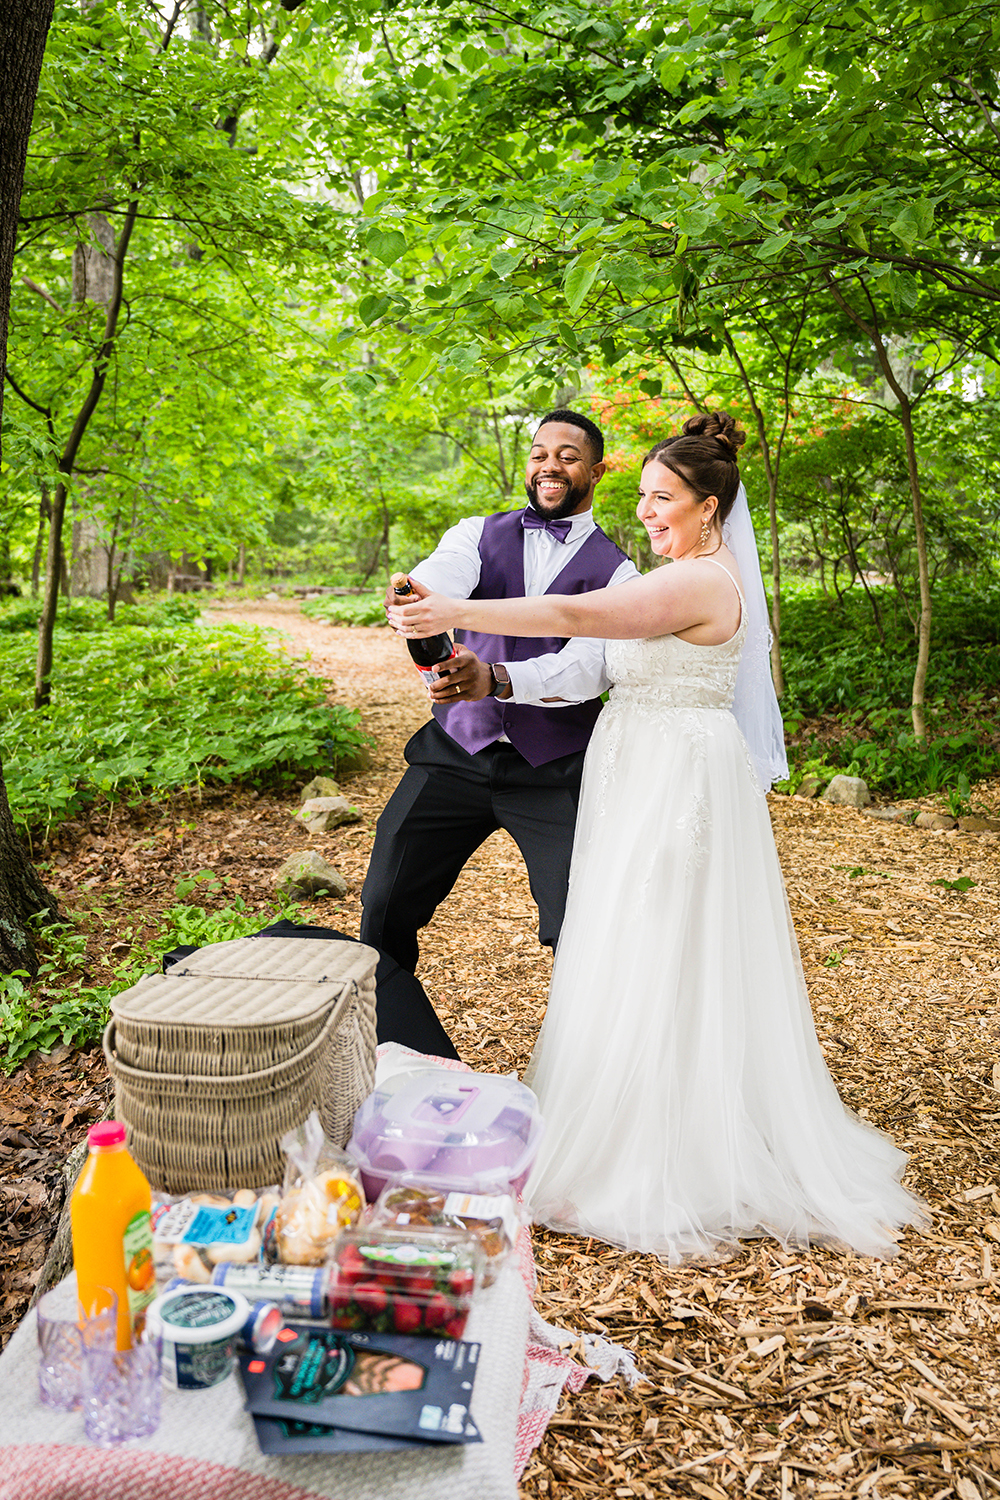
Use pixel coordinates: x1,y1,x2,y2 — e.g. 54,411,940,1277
165,937,377,987
111,973,350,1028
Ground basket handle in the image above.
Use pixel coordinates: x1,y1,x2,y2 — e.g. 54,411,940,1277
102,985,353,1089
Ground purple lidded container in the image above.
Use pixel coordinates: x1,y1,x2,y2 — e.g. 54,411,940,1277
347,1068,544,1202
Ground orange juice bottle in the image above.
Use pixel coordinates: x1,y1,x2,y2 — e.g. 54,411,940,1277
70,1121,156,1350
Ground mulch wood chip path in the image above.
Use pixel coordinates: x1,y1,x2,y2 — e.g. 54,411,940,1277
1,597,997,1500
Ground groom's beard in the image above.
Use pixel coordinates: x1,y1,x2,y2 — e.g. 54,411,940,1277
523,475,590,520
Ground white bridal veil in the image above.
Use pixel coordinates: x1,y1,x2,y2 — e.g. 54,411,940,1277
722,483,789,790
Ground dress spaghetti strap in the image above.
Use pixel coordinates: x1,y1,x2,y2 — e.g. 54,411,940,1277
695,556,745,635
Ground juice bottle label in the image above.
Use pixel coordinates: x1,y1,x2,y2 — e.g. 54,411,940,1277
123,1209,157,1325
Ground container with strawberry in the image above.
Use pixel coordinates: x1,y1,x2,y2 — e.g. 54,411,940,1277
328,1226,482,1340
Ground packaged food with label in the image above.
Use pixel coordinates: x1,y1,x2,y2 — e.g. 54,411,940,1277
210,1262,330,1319
147,1284,251,1390
151,1187,279,1284
268,1112,365,1267
367,1183,522,1288
328,1226,482,1340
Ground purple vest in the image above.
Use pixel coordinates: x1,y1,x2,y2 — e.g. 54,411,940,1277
433,510,628,766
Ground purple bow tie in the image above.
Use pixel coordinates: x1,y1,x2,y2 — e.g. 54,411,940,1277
522,508,572,542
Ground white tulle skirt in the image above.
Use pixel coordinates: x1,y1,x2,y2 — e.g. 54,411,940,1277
524,701,923,1262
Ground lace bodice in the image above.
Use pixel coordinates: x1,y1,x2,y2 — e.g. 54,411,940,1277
605,565,748,711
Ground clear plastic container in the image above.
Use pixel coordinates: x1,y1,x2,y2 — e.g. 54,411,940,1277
347,1069,543,1202
367,1183,522,1288
328,1225,482,1339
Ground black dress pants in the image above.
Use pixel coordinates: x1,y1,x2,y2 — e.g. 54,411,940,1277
360,720,585,974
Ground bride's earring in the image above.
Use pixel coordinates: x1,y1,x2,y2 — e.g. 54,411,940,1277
699,517,712,548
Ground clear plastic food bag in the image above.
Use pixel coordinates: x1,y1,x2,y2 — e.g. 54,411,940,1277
268,1112,365,1266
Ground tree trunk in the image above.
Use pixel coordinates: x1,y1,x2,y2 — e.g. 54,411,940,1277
31,486,49,595
825,277,932,739
896,395,931,739
0,772,57,974
0,0,61,973
34,196,139,707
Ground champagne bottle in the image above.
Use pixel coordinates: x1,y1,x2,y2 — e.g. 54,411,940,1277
391,574,459,687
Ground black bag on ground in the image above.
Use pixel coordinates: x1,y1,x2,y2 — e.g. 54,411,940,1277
162,919,460,1062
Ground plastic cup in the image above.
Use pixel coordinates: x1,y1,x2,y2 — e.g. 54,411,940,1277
81,1331,162,1446
36,1276,117,1411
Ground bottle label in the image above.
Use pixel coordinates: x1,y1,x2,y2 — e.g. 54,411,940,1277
415,646,459,692
123,1209,157,1325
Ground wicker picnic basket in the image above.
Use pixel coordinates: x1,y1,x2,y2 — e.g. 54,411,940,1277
103,936,378,1193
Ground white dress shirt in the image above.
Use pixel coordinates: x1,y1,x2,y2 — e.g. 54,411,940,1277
410,509,640,705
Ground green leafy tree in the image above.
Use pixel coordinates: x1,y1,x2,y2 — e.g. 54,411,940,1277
0,0,61,974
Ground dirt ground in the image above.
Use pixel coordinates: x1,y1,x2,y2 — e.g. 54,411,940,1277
2,598,999,1499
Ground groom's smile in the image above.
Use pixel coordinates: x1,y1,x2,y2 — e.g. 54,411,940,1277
524,420,607,520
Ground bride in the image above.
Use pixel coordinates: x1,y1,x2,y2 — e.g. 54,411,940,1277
389,412,923,1262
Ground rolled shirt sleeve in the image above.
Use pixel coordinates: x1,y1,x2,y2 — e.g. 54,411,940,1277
408,517,485,599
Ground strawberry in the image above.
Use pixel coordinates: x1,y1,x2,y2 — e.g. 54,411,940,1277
352,1280,389,1316
445,1313,468,1339
423,1292,452,1329
448,1269,474,1298
336,1245,368,1286
393,1299,423,1334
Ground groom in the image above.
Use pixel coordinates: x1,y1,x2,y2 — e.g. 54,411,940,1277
360,409,638,994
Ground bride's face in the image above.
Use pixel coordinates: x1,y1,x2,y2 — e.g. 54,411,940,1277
637,460,717,560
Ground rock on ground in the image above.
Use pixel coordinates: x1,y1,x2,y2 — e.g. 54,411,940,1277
822,773,871,807
293,796,361,834
275,849,348,897
300,775,340,803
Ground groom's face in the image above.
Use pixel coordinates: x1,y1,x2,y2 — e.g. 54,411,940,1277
524,422,606,519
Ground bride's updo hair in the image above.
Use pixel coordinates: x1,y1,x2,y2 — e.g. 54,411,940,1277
642,412,746,526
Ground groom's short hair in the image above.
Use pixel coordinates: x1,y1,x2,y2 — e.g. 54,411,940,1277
535,409,604,463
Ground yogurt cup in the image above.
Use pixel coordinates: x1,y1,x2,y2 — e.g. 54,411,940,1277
147,1285,250,1391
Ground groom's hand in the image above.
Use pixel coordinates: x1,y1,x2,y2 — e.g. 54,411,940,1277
428,646,493,703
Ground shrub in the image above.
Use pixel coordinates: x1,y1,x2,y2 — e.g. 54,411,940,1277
0,621,371,836
300,591,386,627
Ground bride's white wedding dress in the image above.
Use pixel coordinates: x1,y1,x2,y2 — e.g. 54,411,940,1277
524,562,922,1262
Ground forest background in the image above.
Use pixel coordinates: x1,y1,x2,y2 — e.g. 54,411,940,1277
0,0,998,1005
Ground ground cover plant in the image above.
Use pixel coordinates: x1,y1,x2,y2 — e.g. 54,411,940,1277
0,874,306,1075
777,577,1000,799
300,591,386,628
0,614,369,839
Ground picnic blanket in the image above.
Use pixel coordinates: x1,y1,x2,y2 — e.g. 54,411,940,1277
0,1046,639,1498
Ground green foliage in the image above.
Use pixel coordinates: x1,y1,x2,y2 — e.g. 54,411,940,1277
780,577,1000,718
156,870,307,948
0,975,113,1074
300,592,387,627
0,880,309,1074
777,575,999,797
0,595,202,633
0,621,370,835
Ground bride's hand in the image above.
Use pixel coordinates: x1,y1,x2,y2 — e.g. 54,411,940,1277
387,578,460,638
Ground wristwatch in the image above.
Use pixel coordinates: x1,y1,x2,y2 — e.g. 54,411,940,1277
489,663,511,699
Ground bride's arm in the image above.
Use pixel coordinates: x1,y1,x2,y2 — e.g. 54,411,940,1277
389,565,718,641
